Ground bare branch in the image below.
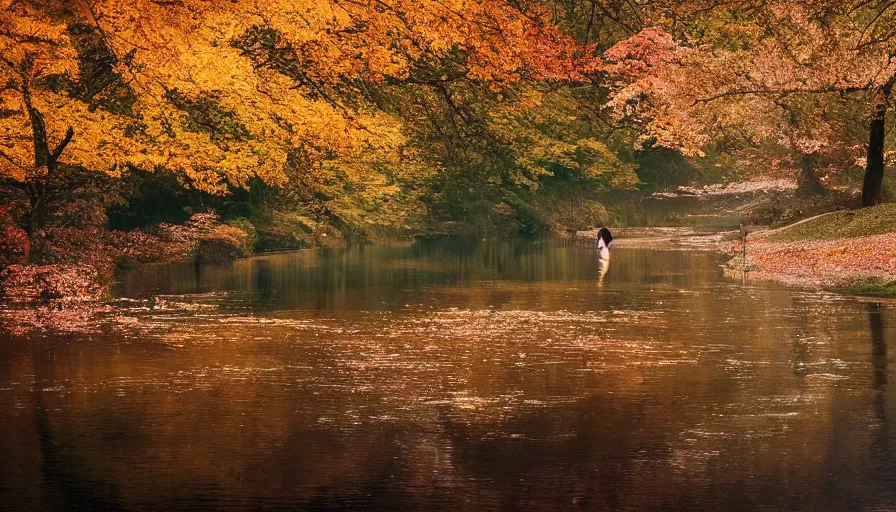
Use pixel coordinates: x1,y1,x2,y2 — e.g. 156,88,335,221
0,147,29,171
50,127,75,163
694,85,872,105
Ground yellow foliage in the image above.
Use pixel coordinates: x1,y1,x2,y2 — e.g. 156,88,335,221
0,0,595,211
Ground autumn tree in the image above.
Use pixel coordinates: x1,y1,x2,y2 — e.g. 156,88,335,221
348,73,637,233
225,0,608,232
0,0,608,255
604,1,896,206
0,1,311,256
1,2,79,239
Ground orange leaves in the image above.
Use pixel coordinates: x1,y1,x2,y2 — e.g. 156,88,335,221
90,0,594,92
604,27,680,81
746,232,896,287
0,1,77,80
604,27,713,156
603,2,896,166
1,0,603,201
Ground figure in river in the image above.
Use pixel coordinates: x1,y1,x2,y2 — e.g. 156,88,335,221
596,226,613,285
597,227,613,261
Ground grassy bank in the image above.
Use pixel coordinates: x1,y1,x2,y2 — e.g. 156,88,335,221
733,203,896,293
767,203,896,242
839,279,896,298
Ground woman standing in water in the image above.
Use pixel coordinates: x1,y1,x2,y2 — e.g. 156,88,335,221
596,227,613,284
597,227,613,261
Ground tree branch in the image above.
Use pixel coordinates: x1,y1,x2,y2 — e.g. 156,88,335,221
19,79,51,169
0,148,30,172
589,0,637,36
50,127,74,163
694,85,871,105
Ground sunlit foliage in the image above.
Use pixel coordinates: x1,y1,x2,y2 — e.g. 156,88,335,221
604,1,896,204
1,0,604,243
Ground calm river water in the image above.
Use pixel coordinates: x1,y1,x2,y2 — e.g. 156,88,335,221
1,239,895,510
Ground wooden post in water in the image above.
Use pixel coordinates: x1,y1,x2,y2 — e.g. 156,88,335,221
740,222,748,284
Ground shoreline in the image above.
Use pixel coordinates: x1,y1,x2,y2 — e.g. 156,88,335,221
731,230,896,295
4,220,895,335
577,226,738,251
577,215,896,298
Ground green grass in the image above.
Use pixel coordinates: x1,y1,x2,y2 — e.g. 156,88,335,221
769,203,896,242
838,279,896,298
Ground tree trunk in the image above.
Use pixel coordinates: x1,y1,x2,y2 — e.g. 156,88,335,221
862,78,894,208
18,80,75,263
26,187,48,263
862,102,886,207
25,191,42,238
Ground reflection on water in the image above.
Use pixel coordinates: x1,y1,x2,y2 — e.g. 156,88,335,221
1,238,895,510
597,258,610,286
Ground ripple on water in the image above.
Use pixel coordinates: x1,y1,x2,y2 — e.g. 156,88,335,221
3,244,895,510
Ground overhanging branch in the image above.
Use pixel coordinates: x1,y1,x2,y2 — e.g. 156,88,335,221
693,85,871,105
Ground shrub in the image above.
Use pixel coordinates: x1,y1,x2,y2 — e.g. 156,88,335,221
0,264,105,307
0,206,29,268
159,212,252,264
225,217,258,252
253,210,315,252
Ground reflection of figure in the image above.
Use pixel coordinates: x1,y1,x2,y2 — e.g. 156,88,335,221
597,227,613,261
597,258,610,285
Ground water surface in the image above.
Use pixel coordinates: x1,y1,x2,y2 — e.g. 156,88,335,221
1,239,895,510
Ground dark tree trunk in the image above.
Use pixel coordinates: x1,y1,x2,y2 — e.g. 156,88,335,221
863,78,894,208
18,80,75,263
862,102,886,207
25,189,43,238
26,187,48,263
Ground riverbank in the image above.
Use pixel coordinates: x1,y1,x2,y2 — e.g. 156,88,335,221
577,204,896,297
577,226,734,251
729,204,896,295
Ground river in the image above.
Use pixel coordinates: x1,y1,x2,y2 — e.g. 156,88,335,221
1,238,894,510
